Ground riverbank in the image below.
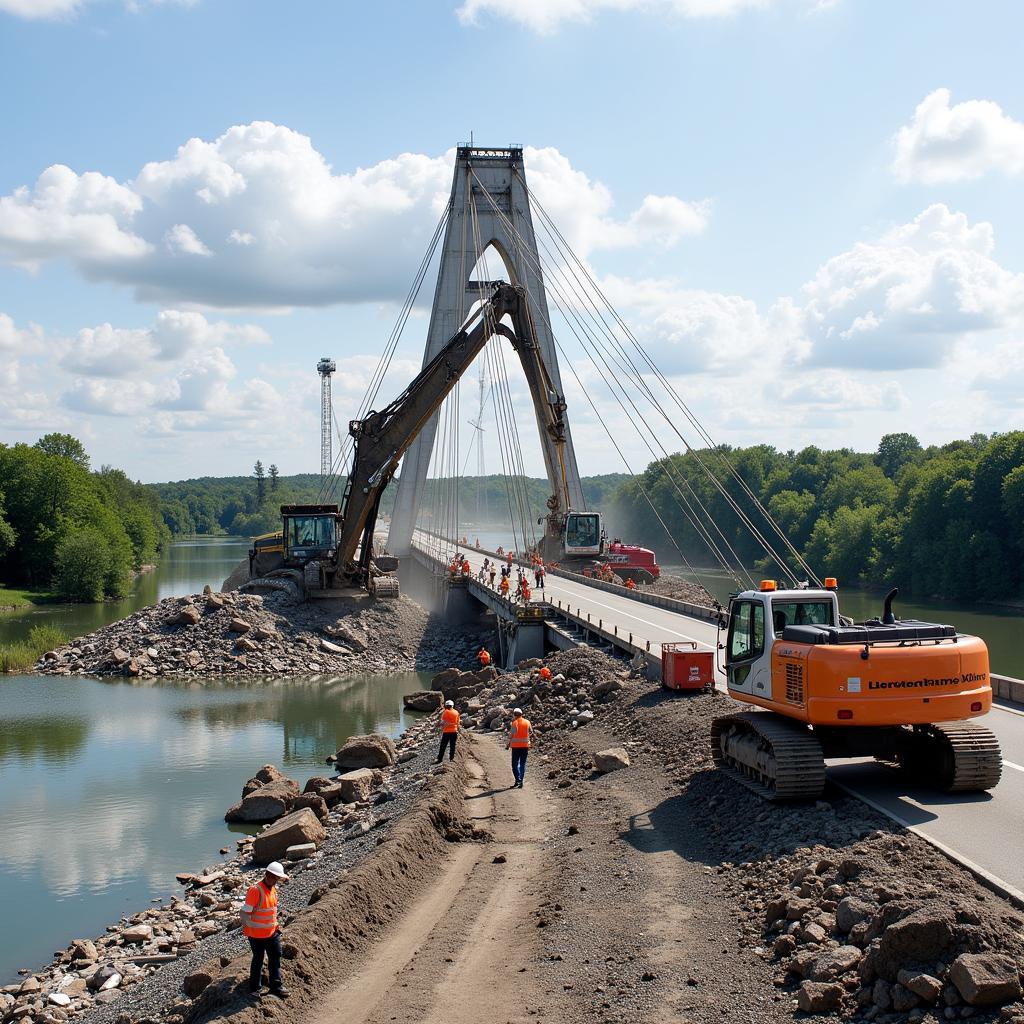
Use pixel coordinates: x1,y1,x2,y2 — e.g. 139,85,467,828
0,586,61,612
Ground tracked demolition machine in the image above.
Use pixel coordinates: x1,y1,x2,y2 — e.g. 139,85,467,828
711,580,1002,800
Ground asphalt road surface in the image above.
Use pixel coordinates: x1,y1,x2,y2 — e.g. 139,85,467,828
415,534,1024,902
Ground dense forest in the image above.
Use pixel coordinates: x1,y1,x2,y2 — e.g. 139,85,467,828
0,435,170,602
152,470,629,538
609,432,1024,602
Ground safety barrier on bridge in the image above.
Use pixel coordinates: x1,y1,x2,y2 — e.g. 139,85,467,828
416,529,725,626
992,674,1024,708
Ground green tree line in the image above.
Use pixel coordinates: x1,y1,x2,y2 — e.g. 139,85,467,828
153,471,630,539
0,434,171,602
608,431,1024,601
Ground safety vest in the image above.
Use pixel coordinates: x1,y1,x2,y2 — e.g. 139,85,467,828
500,578,509,593
539,666,552,681
243,881,278,939
462,563,471,576
441,708,460,733
510,717,531,748
478,650,491,666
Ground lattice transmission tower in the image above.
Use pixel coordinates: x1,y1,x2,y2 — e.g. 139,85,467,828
317,357,336,479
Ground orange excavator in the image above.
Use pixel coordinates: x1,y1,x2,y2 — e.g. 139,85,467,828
711,579,1002,800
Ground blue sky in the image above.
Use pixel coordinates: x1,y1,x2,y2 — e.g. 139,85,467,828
1,0,1023,482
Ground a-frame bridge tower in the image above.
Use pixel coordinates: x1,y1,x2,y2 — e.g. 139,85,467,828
387,146,586,555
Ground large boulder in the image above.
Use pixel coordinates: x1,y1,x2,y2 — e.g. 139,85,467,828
836,896,876,934
337,768,375,803
224,780,297,823
334,733,396,769
328,622,367,652
172,605,201,627
243,765,298,798
403,691,443,712
252,808,326,865
796,981,844,1013
302,776,345,807
805,946,862,982
949,953,1023,1007
593,747,630,773
860,905,956,982
290,793,329,820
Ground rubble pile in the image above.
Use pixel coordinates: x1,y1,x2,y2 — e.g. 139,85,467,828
32,588,492,679
643,572,719,608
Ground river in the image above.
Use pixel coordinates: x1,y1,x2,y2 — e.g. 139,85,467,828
0,536,251,646
0,670,428,984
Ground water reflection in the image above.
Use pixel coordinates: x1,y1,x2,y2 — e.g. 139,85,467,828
0,670,427,983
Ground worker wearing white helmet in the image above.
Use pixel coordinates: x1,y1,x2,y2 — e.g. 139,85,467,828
241,861,289,998
435,699,461,763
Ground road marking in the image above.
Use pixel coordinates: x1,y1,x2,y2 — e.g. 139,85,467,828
1003,759,1024,774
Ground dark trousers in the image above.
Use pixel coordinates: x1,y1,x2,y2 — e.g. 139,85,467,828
248,932,282,991
511,747,528,785
437,733,457,762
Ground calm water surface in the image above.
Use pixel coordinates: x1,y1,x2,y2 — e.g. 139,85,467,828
0,537,250,645
0,671,427,983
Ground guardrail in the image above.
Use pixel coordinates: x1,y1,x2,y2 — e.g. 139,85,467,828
992,674,1024,707
414,528,724,626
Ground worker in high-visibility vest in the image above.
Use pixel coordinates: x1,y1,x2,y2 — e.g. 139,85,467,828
625,577,637,590
461,559,471,577
538,665,552,682
520,581,532,603
506,551,513,566
435,699,460,763
241,862,289,998
505,708,533,788
499,576,510,596
477,648,491,668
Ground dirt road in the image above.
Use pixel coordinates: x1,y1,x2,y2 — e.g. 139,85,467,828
314,736,571,1024
310,725,790,1024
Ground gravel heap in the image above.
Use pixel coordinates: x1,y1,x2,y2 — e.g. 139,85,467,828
33,588,493,679
0,715,450,1024
643,571,719,608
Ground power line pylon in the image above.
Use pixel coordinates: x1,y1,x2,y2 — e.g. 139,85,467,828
317,357,336,479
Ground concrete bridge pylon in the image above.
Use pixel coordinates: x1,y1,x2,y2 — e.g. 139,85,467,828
387,146,586,556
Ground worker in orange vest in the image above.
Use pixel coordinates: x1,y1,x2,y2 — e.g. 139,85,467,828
506,551,513,566
625,577,637,590
477,648,491,668
499,576,510,596
461,559,471,577
241,861,289,998
435,699,460,763
520,581,531,603
506,708,533,788
538,665,552,682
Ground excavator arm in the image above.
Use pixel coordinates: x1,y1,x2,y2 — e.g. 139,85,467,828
333,283,570,584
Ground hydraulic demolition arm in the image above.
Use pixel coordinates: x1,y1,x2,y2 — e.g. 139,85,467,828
334,283,571,586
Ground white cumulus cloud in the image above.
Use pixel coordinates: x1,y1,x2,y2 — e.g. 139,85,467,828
0,0,80,18
456,0,772,34
0,125,710,310
893,88,1024,184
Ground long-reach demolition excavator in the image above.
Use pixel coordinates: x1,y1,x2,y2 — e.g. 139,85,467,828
246,283,583,600
711,579,1003,800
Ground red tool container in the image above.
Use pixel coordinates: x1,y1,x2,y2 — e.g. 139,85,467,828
661,642,714,692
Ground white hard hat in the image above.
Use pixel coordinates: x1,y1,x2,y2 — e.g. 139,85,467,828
513,707,523,715
265,861,289,880
445,699,454,707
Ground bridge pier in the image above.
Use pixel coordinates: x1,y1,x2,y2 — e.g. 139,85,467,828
442,578,484,625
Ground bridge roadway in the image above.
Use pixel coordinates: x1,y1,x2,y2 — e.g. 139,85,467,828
411,533,1024,905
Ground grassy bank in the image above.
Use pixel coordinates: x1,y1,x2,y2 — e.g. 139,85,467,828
0,585,62,611
0,625,68,673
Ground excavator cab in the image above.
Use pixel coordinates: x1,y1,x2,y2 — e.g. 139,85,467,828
563,511,604,556
281,504,339,566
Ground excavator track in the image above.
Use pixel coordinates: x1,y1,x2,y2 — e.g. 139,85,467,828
371,575,401,600
898,722,1003,792
711,712,826,802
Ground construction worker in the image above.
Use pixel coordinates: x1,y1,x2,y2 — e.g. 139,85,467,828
625,577,637,590
477,647,491,668
499,575,510,597
462,558,471,577
488,565,497,587
536,564,545,589
241,862,289,999
506,551,513,567
506,708,533,788
435,699,460,762
520,581,531,603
